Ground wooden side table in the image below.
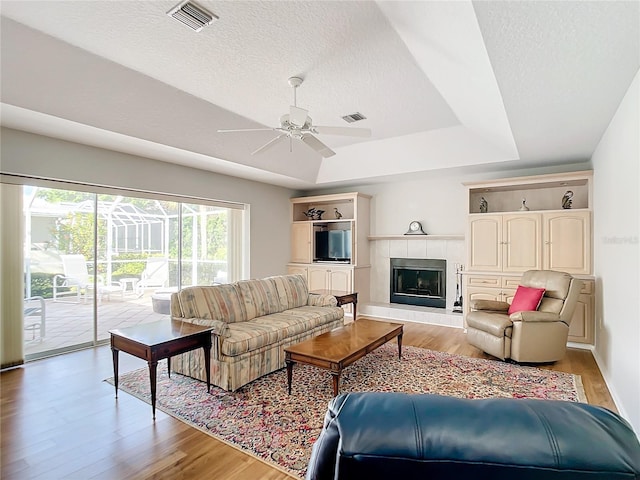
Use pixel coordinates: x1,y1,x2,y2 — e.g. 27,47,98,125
310,290,358,320
110,320,213,419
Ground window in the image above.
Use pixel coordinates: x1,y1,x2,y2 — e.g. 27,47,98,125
13,182,246,360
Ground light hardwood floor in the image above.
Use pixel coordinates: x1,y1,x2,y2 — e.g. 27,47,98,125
1,320,614,480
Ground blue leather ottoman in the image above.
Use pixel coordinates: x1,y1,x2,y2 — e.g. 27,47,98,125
306,392,640,480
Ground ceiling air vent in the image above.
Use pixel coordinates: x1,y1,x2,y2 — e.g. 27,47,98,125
342,112,367,123
167,1,218,32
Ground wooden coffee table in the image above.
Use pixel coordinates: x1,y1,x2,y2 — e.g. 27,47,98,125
110,319,213,419
284,318,403,396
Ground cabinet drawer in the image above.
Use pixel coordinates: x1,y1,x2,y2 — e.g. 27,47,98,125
502,277,521,289
579,279,594,294
466,275,501,287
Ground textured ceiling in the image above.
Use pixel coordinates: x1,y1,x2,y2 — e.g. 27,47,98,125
1,1,638,188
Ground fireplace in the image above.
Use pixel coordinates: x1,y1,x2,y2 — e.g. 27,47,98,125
390,258,446,308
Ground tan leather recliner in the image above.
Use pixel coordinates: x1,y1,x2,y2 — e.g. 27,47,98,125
466,270,582,363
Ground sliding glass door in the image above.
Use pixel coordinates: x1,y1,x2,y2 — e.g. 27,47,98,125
21,184,244,360
180,203,230,286
24,186,97,355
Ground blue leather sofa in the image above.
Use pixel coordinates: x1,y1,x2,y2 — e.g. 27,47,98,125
306,392,640,480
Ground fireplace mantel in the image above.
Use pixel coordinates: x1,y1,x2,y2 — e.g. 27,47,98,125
368,234,464,241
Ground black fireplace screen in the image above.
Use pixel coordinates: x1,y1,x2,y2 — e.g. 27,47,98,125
390,258,446,308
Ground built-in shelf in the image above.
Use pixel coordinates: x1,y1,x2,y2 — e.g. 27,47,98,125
464,170,592,214
368,234,464,241
293,219,355,224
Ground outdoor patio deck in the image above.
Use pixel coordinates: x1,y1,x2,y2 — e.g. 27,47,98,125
24,290,169,358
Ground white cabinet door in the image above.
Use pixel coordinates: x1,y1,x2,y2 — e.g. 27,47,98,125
543,211,591,274
307,267,329,291
328,268,353,292
502,214,542,272
468,215,502,271
291,223,312,264
307,266,354,292
568,292,594,344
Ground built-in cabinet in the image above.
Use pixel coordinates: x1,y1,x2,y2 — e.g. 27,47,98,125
543,211,591,274
468,210,591,275
307,265,353,292
463,171,595,344
287,192,371,314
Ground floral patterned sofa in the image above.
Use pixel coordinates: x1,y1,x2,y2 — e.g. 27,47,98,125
170,274,344,391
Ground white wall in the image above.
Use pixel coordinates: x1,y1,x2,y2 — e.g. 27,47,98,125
591,70,640,434
0,128,295,280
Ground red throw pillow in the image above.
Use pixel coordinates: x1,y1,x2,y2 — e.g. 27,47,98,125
508,285,545,315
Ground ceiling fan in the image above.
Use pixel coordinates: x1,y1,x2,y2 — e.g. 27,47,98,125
217,77,371,158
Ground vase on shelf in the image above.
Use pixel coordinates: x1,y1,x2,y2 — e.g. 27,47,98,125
562,190,573,209
519,198,530,211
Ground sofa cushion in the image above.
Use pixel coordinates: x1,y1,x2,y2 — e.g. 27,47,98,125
269,274,309,310
174,285,247,323
221,306,344,356
235,278,282,320
221,321,282,356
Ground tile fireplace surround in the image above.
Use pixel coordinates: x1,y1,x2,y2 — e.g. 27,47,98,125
363,236,465,328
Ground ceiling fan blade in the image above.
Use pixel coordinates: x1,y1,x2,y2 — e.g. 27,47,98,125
218,128,275,133
301,134,336,158
251,134,288,155
313,126,371,137
289,106,309,127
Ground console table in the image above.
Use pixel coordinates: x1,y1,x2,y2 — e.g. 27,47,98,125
110,319,213,419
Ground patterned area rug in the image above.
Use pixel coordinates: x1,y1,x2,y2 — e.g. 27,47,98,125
106,344,586,478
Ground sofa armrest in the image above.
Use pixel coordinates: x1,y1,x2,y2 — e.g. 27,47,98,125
173,317,230,337
470,299,510,312
307,294,338,307
509,311,562,323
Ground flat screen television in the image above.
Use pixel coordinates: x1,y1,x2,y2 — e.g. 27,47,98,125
315,230,351,262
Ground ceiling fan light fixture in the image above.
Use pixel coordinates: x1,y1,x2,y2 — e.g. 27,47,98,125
167,1,218,32
218,76,371,158
342,112,367,123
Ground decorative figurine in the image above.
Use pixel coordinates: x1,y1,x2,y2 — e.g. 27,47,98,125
479,197,488,213
303,208,317,220
520,198,530,211
334,208,343,219
562,190,574,209
314,209,325,220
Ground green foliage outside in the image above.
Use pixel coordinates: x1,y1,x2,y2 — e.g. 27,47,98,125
27,273,63,299
29,188,231,294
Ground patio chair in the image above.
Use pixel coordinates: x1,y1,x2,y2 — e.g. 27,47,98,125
53,254,91,303
53,254,119,303
24,296,46,340
137,257,169,296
